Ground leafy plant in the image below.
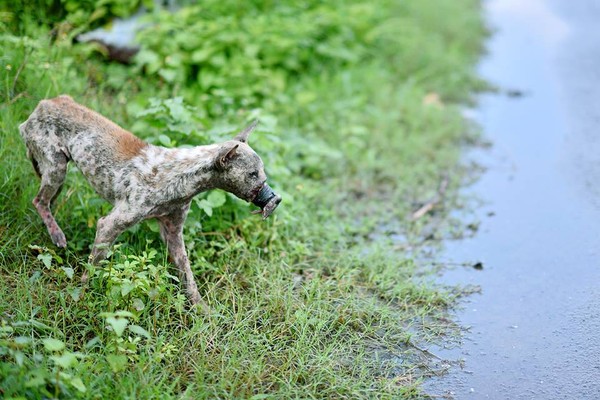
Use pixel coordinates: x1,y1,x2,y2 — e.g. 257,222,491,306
29,245,76,280
99,310,151,367
0,322,87,398
133,1,388,113
95,247,180,312
132,96,208,146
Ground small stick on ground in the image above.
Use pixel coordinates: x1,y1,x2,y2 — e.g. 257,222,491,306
407,341,443,360
411,174,450,220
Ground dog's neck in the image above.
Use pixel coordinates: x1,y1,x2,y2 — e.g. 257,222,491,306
135,144,222,201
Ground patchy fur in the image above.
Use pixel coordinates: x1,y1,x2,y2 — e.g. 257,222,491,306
20,95,280,305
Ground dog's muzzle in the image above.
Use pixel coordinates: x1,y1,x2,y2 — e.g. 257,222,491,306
252,183,281,219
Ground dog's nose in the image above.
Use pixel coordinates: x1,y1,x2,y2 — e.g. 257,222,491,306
252,183,276,209
252,183,281,219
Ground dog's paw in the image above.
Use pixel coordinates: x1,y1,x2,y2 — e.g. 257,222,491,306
50,230,67,248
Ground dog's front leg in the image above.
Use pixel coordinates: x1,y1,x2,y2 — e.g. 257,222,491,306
158,207,202,305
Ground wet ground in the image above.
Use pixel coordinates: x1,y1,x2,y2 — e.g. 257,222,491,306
425,1,600,398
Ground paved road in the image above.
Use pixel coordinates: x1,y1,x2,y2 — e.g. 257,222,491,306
425,1,600,398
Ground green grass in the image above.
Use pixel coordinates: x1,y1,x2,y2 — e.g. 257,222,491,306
0,0,486,398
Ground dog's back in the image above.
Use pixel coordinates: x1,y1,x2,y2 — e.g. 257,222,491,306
20,95,148,202
21,95,147,160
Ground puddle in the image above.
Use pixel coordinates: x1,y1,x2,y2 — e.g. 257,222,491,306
425,0,600,398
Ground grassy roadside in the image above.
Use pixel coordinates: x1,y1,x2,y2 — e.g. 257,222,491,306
0,1,486,398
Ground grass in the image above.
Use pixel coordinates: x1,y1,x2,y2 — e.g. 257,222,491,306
0,0,486,398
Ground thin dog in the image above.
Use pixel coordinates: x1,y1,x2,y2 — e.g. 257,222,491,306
20,95,281,304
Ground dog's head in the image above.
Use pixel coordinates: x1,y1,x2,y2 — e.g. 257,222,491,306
214,121,281,219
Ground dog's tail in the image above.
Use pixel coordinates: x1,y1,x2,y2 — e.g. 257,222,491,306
19,118,42,178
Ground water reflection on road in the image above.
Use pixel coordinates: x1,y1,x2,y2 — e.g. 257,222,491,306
426,1,600,398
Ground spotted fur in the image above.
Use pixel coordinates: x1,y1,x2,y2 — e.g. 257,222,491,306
20,95,279,305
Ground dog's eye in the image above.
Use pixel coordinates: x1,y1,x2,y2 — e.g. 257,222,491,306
249,171,259,179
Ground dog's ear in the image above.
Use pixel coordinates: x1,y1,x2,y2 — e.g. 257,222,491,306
234,120,258,143
216,144,239,169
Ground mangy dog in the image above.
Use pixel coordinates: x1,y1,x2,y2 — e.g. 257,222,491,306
20,95,281,304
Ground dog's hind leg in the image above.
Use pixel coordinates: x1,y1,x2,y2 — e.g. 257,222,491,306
31,150,69,248
157,204,202,305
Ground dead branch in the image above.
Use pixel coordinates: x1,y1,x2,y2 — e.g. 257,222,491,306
411,174,450,220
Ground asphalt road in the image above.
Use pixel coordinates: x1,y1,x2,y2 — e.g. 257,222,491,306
425,1,600,398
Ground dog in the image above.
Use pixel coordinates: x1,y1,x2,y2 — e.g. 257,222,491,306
19,95,281,304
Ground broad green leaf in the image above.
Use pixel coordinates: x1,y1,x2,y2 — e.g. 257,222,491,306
29,270,42,283
51,352,78,369
165,97,192,121
158,68,177,82
106,354,128,372
191,47,215,62
13,336,32,348
167,121,193,135
42,338,65,352
106,317,129,337
158,134,172,147
70,376,87,393
135,49,160,73
85,336,100,349
128,324,151,339
132,298,145,311
61,267,74,279
120,282,136,297
145,219,160,233
37,253,52,269
164,53,183,68
195,199,213,216
207,191,226,207
68,287,82,302
13,350,25,366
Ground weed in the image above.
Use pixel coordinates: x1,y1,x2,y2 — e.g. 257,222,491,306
0,0,486,398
